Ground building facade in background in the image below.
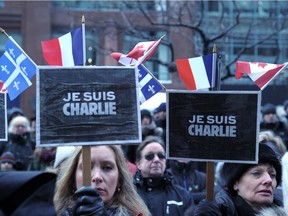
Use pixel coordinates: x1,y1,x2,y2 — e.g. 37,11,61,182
0,0,287,118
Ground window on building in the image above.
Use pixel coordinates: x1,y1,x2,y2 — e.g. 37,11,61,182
204,1,288,86
0,31,21,55
207,1,220,12
52,0,165,11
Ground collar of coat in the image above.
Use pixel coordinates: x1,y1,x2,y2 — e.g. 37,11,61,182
133,170,173,188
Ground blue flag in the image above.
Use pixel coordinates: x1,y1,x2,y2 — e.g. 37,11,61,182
0,37,36,100
137,64,164,104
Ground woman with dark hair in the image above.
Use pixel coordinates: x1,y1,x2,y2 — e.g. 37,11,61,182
194,143,282,216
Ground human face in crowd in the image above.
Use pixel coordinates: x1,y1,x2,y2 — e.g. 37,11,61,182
233,164,277,211
153,112,160,120
75,146,119,203
12,120,28,135
137,142,166,177
142,115,151,126
0,162,14,171
263,113,277,124
157,111,166,120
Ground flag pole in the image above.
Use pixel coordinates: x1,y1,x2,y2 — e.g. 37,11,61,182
206,44,219,201
81,15,91,187
0,27,9,38
212,44,221,91
82,15,86,66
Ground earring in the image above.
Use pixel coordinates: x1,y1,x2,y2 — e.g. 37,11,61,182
117,187,121,192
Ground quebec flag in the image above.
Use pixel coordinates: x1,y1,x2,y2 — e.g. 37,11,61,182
0,37,37,100
138,64,164,104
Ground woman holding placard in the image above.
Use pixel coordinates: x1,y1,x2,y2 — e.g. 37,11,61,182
194,143,283,216
54,145,150,216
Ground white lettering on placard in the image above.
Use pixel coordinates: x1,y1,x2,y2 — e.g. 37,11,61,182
188,115,237,137
62,91,117,116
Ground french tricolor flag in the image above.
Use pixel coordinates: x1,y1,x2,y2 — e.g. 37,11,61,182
176,54,216,90
41,27,84,66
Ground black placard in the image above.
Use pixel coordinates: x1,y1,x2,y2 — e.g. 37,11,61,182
36,66,141,147
167,90,261,163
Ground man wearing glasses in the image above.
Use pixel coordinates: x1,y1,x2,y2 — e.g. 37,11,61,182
134,136,195,216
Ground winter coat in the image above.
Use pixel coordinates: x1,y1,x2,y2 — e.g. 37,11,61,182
0,171,57,216
5,133,34,170
194,189,283,216
60,206,138,216
134,170,194,216
142,123,163,141
155,119,166,144
168,160,206,204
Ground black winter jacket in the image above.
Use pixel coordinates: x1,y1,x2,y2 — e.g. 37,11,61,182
0,171,57,216
134,170,194,216
60,207,128,216
168,160,207,205
194,189,283,216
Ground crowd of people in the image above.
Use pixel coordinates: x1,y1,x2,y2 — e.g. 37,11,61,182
0,99,288,215
0,107,56,172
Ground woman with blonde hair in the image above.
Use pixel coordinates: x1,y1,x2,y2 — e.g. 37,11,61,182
4,115,33,170
54,145,150,216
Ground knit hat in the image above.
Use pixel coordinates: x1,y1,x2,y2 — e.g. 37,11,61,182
262,103,276,115
222,143,282,195
141,109,152,119
7,107,24,123
0,152,16,165
154,102,166,113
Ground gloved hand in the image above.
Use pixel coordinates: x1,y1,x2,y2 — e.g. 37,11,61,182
74,186,107,216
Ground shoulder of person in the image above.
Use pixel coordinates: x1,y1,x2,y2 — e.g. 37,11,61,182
154,126,163,135
193,199,223,216
214,190,237,215
194,169,207,179
171,184,195,203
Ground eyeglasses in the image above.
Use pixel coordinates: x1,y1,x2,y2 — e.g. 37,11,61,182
144,152,166,161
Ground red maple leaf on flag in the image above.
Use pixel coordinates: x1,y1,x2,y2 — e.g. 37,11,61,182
257,62,268,68
127,44,145,60
251,62,268,69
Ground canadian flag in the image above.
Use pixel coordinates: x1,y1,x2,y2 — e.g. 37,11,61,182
110,36,164,66
236,61,288,90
